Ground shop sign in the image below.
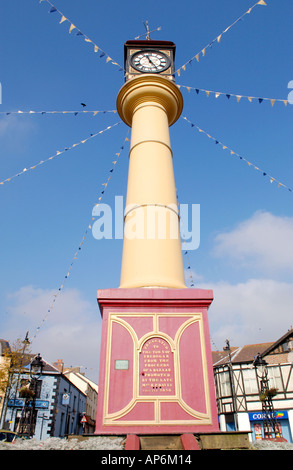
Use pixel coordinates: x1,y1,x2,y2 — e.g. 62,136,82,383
249,410,288,421
61,393,70,405
8,399,49,409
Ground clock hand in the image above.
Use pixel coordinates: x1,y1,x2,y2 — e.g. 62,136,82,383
147,56,157,67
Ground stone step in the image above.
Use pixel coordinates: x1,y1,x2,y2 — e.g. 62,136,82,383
140,435,183,450
125,432,251,450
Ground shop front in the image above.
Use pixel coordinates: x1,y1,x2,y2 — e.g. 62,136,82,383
249,410,292,443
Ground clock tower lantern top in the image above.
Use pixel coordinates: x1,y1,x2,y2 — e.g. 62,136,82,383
124,40,176,82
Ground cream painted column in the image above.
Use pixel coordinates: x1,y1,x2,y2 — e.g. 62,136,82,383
117,75,186,288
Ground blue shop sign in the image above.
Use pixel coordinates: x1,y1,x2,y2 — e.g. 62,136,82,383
249,410,288,421
8,399,49,409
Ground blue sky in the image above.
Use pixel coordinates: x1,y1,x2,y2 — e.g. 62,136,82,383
1,0,293,381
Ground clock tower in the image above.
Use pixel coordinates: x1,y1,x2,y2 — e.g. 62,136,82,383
95,39,219,440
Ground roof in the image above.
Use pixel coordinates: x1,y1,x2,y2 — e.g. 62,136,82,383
124,40,175,47
261,328,293,357
213,328,293,367
212,347,239,366
20,354,61,374
213,343,274,367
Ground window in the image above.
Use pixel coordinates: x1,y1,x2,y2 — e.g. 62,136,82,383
35,380,42,399
219,370,232,397
20,378,30,389
60,412,65,437
242,368,258,394
267,367,282,390
282,340,293,352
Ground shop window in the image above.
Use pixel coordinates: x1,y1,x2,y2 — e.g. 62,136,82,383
254,422,263,440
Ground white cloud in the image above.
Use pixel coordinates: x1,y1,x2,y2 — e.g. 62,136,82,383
213,211,293,277
0,115,35,151
198,278,293,350
4,285,101,382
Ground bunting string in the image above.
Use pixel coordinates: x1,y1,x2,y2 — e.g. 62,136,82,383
176,189,195,287
30,130,130,342
39,0,124,71
1,109,117,116
178,84,288,107
0,121,121,186
184,250,195,287
182,115,292,193
176,0,267,76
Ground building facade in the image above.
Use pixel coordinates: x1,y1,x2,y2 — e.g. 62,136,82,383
213,329,293,442
1,354,87,439
63,365,98,433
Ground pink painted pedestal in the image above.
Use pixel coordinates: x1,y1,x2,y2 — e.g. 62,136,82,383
95,288,219,435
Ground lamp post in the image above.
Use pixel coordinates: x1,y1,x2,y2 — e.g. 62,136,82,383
19,353,44,438
223,339,238,431
253,353,280,439
28,353,44,437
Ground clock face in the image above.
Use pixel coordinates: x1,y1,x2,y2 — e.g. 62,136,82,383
130,50,171,73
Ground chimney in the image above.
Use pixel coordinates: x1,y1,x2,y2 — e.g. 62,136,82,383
53,359,64,372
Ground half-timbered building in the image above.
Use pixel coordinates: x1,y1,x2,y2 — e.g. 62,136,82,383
213,329,293,442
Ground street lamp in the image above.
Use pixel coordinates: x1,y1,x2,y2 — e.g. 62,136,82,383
30,353,44,378
253,353,279,440
253,353,268,377
18,353,44,437
28,354,44,437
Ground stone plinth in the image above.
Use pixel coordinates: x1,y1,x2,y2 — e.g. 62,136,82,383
95,288,219,435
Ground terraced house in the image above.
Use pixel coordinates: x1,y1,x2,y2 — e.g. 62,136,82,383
0,352,89,439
